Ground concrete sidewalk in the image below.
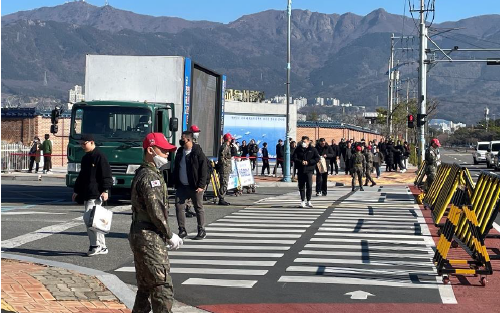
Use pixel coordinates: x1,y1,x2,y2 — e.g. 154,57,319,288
2,166,66,182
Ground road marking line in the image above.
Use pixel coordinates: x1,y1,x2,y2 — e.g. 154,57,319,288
180,245,290,250
115,267,269,276
170,259,276,266
305,244,433,253
311,238,432,246
318,227,421,235
1,205,131,249
315,232,427,240
227,216,317,220
205,227,305,233
493,222,500,233
1,211,67,215
207,233,301,238
278,275,439,289
220,219,312,224
182,278,258,288
232,213,319,218
210,223,309,228
294,257,435,268
286,265,436,276
199,239,295,244
436,276,458,304
169,251,284,258
299,250,432,260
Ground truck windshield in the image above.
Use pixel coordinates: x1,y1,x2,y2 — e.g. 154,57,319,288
478,144,489,151
71,106,152,141
492,143,500,151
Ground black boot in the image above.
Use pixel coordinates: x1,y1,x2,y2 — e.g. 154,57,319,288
371,182,377,187
352,186,356,192
178,228,188,239
360,187,365,191
185,206,196,218
218,199,230,206
193,227,206,240
363,182,368,186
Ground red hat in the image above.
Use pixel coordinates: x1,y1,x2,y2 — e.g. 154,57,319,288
356,145,362,151
189,125,200,133
143,133,177,151
431,138,441,147
223,133,233,141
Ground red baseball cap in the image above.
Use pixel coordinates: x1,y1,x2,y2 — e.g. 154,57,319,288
223,133,233,141
431,138,441,147
356,145,362,151
189,125,201,133
143,133,177,151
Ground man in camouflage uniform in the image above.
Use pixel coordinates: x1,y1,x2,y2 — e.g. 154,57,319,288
351,145,366,191
425,138,441,192
129,133,183,313
363,145,376,187
217,133,233,206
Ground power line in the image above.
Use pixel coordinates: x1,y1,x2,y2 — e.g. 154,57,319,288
428,74,500,83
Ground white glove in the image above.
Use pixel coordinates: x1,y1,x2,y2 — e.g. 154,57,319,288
168,233,183,250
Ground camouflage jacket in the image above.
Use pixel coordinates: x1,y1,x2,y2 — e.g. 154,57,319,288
351,151,366,170
218,144,232,173
425,147,439,168
130,162,173,239
364,151,373,169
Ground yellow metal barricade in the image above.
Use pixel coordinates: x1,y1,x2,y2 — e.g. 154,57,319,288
434,205,492,285
430,163,462,225
422,163,453,209
414,160,427,187
208,160,221,204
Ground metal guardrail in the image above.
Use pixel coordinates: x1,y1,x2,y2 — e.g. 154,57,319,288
1,143,31,172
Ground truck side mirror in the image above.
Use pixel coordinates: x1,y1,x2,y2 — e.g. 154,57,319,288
169,117,178,132
487,148,491,153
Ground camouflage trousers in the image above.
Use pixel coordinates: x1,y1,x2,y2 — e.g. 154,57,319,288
351,167,363,188
129,226,174,313
218,169,230,200
364,167,375,185
425,167,437,192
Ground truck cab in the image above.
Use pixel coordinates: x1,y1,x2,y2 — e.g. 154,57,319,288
473,141,489,165
66,101,178,191
486,140,500,168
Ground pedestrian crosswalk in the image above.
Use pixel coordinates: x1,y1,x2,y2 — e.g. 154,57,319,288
114,186,456,303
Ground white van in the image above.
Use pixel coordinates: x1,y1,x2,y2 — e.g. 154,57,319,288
473,141,489,164
486,141,500,168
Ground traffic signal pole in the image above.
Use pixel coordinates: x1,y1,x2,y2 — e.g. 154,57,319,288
417,0,428,164
283,0,292,182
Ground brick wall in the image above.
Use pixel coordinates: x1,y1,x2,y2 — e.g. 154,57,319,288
296,127,382,143
1,116,71,167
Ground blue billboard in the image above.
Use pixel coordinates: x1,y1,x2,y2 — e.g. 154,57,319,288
223,114,286,157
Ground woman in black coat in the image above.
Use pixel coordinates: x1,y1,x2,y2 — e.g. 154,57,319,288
385,141,397,172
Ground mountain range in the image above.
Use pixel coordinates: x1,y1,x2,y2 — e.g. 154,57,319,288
2,2,500,124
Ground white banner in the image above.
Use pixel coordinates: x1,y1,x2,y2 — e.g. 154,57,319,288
227,159,240,190
236,159,255,187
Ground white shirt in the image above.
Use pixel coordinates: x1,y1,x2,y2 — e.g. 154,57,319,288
179,148,192,186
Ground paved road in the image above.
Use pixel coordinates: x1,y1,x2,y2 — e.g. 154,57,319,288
113,185,455,309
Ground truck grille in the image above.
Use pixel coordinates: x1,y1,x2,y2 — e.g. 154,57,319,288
110,164,128,174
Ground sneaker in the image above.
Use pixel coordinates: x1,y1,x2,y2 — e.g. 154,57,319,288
322,193,327,197
178,228,188,239
43,170,47,174
46,171,53,175
401,169,407,173
307,201,313,208
193,227,206,240
360,187,365,191
352,187,356,192
371,182,377,187
88,246,108,256
300,201,306,208
316,192,321,197
218,199,230,206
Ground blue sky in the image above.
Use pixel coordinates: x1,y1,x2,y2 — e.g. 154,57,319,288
2,0,498,23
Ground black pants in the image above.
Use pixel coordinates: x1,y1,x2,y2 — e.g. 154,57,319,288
261,160,270,175
250,157,257,170
298,172,313,201
344,159,351,175
316,172,328,195
28,157,39,172
273,160,284,175
43,156,52,171
329,158,338,174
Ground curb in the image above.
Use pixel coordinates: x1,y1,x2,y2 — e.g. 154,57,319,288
1,253,135,309
1,174,65,182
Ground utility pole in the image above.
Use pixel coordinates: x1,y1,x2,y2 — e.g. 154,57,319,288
387,34,395,137
417,0,428,163
283,0,292,182
406,79,410,142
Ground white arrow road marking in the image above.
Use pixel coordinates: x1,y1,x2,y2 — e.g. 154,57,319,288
345,290,375,300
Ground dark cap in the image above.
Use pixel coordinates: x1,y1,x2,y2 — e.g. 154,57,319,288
81,134,95,142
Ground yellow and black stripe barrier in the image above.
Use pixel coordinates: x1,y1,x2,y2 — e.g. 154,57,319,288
455,171,500,244
422,163,453,209
434,205,492,285
414,160,427,187
208,160,221,203
431,163,462,225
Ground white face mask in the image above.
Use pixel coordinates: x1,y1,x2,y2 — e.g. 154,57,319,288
302,142,308,148
152,150,169,169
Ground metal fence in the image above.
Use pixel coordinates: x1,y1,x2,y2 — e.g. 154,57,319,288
1,143,31,172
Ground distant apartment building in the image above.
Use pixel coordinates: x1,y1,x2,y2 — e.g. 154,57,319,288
69,85,84,110
429,119,466,134
294,97,308,109
314,97,325,106
270,95,292,104
325,98,340,106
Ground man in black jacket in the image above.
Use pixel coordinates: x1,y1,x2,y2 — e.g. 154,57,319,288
315,138,334,196
294,136,320,208
329,139,340,175
344,141,354,175
273,139,285,176
72,134,113,257
173,131,208,240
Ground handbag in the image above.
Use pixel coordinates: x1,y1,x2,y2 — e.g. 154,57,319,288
317,157,328,174
87,203,113,234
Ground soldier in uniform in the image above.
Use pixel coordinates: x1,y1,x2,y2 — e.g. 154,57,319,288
425,138,441,192
363,145,376,187
351,145,366,191
129,133,183,313
217,133,233,206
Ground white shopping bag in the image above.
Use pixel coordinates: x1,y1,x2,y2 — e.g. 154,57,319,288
317,157,328,174
87,204,113,234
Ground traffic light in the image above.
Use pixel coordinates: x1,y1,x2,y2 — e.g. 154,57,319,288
407,114,415,128
417,113,427,127
50,125,58,134
50,106,62,134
